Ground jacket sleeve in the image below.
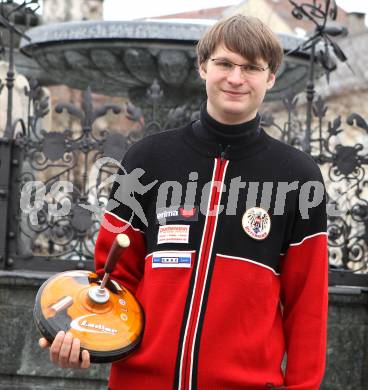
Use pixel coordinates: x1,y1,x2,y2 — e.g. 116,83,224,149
94,142,151,295
280,165,329,389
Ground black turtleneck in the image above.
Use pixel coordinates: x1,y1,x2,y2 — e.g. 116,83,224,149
187,102,267,160
195,102,261,147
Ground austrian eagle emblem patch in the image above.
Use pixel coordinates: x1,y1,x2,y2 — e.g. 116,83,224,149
242,207,271,240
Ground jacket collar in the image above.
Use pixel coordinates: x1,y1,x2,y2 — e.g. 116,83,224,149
183,104,269,161
197,102,261,146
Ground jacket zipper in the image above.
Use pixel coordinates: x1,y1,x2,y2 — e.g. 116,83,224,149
179,151,229,390
220,144,230,161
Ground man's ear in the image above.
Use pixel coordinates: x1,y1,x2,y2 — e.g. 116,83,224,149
198,61,207,80
266,73,276,90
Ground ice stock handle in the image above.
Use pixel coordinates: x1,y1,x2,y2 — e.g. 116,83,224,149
104,234,130,274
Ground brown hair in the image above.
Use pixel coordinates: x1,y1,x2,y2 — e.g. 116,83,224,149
196,14,284,74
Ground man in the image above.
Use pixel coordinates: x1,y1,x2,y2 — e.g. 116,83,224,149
40,14,328,389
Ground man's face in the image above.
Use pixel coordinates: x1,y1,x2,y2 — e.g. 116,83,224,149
199,44,275,125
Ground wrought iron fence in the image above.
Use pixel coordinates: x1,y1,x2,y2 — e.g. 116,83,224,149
262,0,368,287
0,0,367,287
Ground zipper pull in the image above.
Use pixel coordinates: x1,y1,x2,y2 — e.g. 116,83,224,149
220,144,231,160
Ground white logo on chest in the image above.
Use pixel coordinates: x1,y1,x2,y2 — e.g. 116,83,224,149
242,207,271,240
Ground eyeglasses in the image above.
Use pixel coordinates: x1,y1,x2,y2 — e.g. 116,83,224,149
209,58,269,76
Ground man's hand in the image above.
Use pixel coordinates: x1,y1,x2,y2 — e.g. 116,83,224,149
39,331,90,369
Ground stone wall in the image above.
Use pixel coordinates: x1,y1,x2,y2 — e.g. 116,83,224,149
0,271,367,389
322,290,368,389
0,271,109,390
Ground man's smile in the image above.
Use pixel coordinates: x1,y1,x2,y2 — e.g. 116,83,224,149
222,90,250,97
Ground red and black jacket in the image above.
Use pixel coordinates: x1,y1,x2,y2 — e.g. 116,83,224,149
95,108,328,390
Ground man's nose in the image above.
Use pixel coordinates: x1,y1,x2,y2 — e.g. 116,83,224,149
226,65,244,84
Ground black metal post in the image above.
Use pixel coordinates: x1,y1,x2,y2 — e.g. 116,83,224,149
0,138,12,268
4,29,14,138
0,29,15,269
304,43,315,154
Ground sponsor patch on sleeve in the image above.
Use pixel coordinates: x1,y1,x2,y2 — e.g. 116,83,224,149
152,251,193,268
157,224,190,244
